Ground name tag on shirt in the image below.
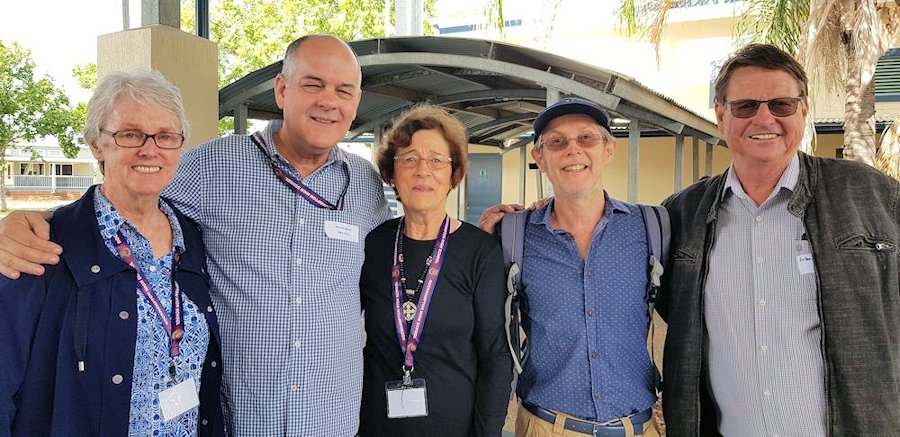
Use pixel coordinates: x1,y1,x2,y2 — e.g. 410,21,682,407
385,379,428,418
324,221,359,243
797,254,815,275
159,378,200,422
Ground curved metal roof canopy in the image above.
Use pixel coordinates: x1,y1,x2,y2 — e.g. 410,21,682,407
219,36,723,149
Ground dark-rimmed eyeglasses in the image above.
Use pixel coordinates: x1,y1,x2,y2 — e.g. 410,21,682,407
723,97,804,119
539,132,605,151
394,154,453,170
100,129,185,149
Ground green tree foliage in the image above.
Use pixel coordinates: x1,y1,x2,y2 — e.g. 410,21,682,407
0,40,81,210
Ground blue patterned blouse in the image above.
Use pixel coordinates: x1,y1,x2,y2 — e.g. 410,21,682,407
94,188,210,437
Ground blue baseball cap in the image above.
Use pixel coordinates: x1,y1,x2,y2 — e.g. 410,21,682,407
532,98,611,143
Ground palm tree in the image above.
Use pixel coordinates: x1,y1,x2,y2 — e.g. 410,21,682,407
616,0,900,173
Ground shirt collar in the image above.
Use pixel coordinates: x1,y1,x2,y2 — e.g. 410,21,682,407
532,192,631,233
93,186,185,253
262,120,348,168
722,153,800,202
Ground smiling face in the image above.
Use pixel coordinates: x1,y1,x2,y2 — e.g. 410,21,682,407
391,129,454,216
89,96,182,203
274,35,362,155
531,113,615,199
715,66,808,173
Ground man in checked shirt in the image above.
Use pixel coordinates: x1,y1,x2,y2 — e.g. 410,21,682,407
0,34,392,436
660,44,900,436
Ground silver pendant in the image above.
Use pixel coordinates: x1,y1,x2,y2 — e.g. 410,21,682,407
403,301,417,322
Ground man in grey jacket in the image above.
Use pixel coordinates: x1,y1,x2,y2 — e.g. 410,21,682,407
660,43,900,436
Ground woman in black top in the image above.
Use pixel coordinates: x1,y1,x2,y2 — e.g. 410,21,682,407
359,105,512,436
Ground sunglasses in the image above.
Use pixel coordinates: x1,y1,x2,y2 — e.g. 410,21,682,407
723,96,804,118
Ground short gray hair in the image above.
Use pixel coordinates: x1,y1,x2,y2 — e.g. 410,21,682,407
83,70,189,147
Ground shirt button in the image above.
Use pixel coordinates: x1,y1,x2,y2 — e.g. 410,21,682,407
593,392,601,400
755,216,762,223
210,360,217,367
295,258,302,266
761,344,768,352
763,389,771,397
298,218,306,225
756,257,763,265
587,310,596,318
759,299,766,307
591,351,599,360
293,340,301,348
585,269,592,277
295,297,302,305
90,265,101,273
112,374,124,384
148,265,157,273
119,311,129,320
206,306,214,313
291,384,300,392
202,419,208,426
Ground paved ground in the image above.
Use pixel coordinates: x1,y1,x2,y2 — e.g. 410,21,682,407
0,194,79,217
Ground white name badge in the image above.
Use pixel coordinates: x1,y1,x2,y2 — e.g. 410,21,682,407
385,379,428,418
797,254,815,275
158,378,200,422
324,221,359,243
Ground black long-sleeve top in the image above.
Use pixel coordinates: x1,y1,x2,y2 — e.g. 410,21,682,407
359,218,513,437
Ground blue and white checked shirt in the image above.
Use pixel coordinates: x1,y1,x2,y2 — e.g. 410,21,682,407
516,196,656,421
164,121,391,436
94,188,210,437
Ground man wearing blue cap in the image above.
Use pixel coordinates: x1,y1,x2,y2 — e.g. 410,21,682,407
481,98,660,437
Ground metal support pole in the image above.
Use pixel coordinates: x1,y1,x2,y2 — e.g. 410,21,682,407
196,0,209,39
692,136,700,182
674,134,684,192
519,147,526,204
628,120,639,203
141,0,179,27
705,142,713,176
122,0,130,30
234,103,248,135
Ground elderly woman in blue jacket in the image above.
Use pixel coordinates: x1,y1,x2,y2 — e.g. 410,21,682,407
0,70,223,436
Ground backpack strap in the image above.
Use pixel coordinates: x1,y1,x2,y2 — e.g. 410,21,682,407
639,204,671,393
501,210,530,374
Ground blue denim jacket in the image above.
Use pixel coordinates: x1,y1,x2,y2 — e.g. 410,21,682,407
0,186,224,437
660,153,900,436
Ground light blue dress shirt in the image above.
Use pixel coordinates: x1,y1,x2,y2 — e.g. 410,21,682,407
163,121,391,436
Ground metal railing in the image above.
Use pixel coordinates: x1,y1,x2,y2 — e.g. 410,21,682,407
10,175,94,191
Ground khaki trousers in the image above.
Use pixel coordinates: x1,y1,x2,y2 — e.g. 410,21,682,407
515,404,660,437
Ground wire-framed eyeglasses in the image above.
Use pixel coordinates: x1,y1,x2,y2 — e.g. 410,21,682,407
394,154,453,170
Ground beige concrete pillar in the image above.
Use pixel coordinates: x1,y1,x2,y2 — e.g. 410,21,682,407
97,25,218,150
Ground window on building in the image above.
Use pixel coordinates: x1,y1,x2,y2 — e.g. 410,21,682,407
20,163,44,175
55,164,73,175
876,48,900,102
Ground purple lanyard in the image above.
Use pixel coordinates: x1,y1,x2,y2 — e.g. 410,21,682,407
251,131,347,210
391,215,451,370
111,232,184,358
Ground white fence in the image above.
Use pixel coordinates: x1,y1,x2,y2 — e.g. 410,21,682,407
9,175,95,192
